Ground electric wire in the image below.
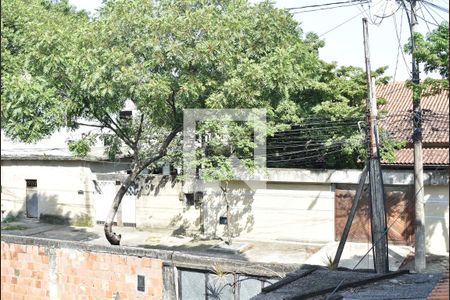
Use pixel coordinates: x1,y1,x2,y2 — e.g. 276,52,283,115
421,0,449,14
420,0,445,26
419,1,433,34
393,5,412,78
286,0,370,11
421,0,448,22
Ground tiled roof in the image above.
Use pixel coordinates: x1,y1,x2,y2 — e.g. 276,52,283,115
383,148,449,166
377,82,449,166
428,271,449,300
377,82,449,145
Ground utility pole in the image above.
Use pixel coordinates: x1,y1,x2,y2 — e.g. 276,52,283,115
409,0,426,272
363,18,389,273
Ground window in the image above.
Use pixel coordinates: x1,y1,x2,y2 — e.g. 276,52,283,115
137,275,145,292
25,179,37,188
119,110,132,121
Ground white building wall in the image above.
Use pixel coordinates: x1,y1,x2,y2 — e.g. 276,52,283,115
1,159,448,254
424,185,449,253
134,175,200,234
1,160,93,219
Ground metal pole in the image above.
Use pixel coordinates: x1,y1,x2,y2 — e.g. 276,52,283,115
410,0,426,272
363,18,389,273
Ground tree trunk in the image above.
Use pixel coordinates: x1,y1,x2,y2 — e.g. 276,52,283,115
104,173,136,245
103,127,181,245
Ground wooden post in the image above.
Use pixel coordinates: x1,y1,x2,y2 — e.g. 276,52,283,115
363,18,389,273
332,163,369,269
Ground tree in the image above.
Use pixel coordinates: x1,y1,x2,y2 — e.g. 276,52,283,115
404,21,449,93
2,0,327,244
406,21,449,79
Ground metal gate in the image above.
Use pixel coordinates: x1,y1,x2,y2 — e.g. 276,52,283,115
335,184,415,245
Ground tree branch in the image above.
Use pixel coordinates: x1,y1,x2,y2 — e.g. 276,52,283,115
104,113,136,150
135,113,145,148
133,114,145,161
74,121,105,129
166,89,178,123
137,126,182,173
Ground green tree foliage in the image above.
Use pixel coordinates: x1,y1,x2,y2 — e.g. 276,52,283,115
404,21,449,94
1,0,394,243
406,21,449,79
1,0,331,243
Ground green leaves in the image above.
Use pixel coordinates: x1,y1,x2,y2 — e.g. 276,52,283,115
68,135,96,157
405,22,449,78
1,0,395,171
1,74,65,142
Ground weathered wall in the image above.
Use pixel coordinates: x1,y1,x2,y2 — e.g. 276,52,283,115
424,185,449,253
0,235,296,300
1,159,448,253
0,160,94,220
134,175,200,234
202,181,335,243
0,160,129,223
1,239,164,300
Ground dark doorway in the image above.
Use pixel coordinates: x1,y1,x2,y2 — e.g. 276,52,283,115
25,179,38,218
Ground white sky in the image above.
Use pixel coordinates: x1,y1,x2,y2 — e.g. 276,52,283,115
69,0,449,81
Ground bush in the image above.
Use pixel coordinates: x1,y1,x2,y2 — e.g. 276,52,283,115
71,214,93,227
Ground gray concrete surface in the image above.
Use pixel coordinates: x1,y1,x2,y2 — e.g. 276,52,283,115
2,217,447,273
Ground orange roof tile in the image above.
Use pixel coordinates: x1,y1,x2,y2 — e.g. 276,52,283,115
377,82,449,145
377,82,449,166
428,271,449,300
382,148,449,166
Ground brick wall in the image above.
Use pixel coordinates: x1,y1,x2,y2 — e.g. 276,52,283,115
1,241,164,300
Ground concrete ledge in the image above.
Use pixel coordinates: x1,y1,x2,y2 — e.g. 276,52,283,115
1,234,299,277
0,234,173,261
267,168,449,185
171,251,301,277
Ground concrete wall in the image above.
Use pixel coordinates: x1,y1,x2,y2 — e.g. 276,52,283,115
0,160,129,222
202,181,335,243
1,159,448,253
1,160,94,220
134,175,199,233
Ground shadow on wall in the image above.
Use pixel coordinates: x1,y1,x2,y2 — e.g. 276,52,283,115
425,204,449,252
3,192,99,241
201,181,256,240
122,174,257,239
135,174,177,198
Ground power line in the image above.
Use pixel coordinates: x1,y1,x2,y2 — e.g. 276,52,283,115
420,0,448,22
290,1,370,14
392,6,412,78
319,10,366,37
419,0,444,26
317,0,388,36
286,0,369,11
421,0,449,13
418,1,433,33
